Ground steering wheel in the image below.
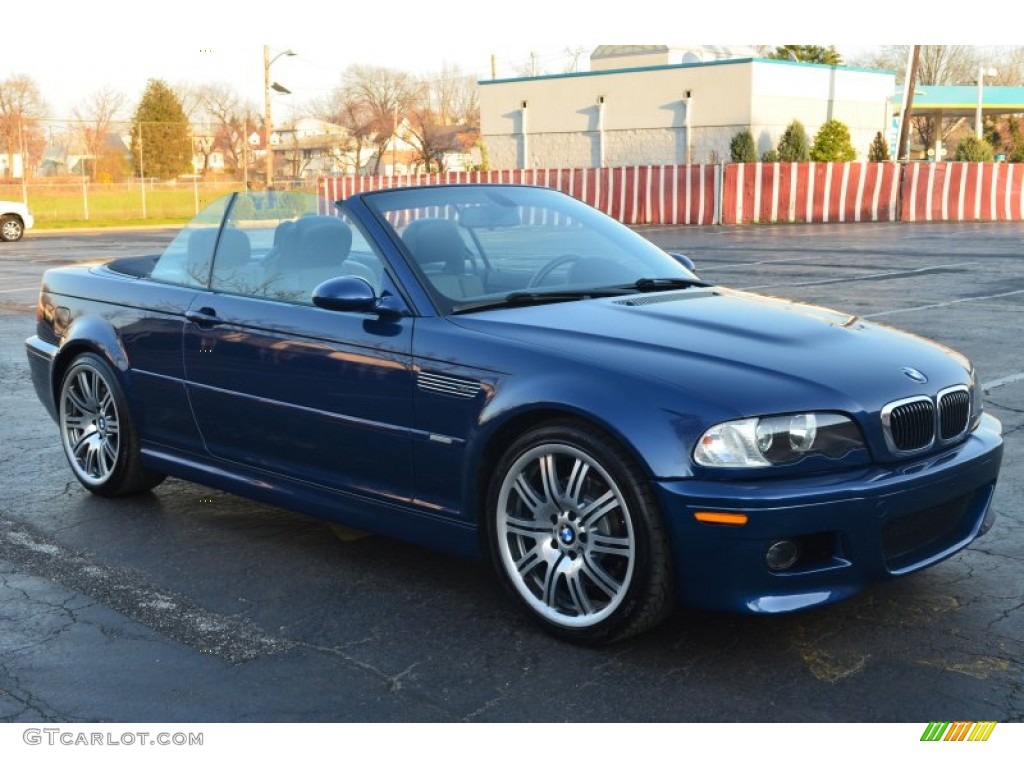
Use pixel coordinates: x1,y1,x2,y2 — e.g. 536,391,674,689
528,254,582,288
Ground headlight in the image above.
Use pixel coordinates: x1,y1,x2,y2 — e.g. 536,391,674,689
970,367,983,430
694,412,864,468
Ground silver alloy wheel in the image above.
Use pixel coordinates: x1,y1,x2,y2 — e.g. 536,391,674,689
60,365,121,486
1,217,23,242
496,443,636,628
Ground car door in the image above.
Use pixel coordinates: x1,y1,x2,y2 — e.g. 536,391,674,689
182,194,415,505
115,195,233,453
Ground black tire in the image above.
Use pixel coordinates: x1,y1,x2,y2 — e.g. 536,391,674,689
58,352,165,497
486,419,675,644
0,214,24,242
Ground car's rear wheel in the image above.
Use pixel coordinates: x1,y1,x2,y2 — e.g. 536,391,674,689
58,352,165,496
487,420,674,644
0,214,24,242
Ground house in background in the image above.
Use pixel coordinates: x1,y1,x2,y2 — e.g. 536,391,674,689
480,46,895,168
190,123,227,176
270,117,354,179
38,132,132,180
0,152,27,179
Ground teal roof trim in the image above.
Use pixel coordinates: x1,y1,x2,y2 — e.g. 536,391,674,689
893,85,1024,108
480,58,893,86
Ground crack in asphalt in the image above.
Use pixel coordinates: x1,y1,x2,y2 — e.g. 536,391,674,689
985,600,1024,632
1000,423,1024,438
971,547,1024,563
0,659,75,722
0,517,293,665
2,534,459,720
986,399,1024,416
294,641,449,717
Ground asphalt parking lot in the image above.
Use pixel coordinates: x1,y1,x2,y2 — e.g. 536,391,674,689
0,221,1021,723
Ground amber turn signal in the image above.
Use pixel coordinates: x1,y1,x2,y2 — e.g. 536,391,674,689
693,511,749,526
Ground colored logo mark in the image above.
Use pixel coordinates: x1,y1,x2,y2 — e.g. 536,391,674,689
920,721,997,742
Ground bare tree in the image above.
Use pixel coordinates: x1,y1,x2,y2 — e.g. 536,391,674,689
863,45,979,84
518,51,544,78
0,74,48,179
72,87,127,180
429,63,479,125
860,46,982,153
173,82,204,120
405,80,448,173
987,46,1024,86
196,82,257,176
343,65,418,174
563,46,588,73
309,91,370,174
402,66,481,174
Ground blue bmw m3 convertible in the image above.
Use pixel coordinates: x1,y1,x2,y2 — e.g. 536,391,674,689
25,185,1003,643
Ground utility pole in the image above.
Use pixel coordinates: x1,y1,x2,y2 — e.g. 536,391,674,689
392,103,398,174
18,116,28,205
243,110,250,189
264,45,296,188
896,45,921,164
264,45,273,188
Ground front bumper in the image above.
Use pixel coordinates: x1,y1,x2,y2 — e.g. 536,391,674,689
656,414,1003,614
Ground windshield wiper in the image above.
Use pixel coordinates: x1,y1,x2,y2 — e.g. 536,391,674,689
505,288,632,304
451,288,629,315
632,277,707,292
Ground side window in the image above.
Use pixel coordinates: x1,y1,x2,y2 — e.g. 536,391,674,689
239,210,387,305
208,191,316,298
150,196,232,287
152,191,388,305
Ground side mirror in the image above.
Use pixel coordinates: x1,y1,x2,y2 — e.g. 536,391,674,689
668,251,697,272
312,276,378,312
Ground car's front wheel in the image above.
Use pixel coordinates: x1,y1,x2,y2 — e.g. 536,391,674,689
487,420,674,644
58,352,165,496
0,214,24,242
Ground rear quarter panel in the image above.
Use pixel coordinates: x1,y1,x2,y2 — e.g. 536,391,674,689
38,265,203,453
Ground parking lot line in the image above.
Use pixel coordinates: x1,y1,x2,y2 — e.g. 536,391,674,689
865,288,1024,317
742,261,978,291
983,372,1024,392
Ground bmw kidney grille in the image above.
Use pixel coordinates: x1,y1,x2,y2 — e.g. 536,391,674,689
882,385,971,454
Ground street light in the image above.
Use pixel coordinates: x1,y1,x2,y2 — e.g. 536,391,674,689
264,45,296,188
976,65,997,137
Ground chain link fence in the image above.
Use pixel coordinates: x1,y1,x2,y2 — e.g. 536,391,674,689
0,178,316,226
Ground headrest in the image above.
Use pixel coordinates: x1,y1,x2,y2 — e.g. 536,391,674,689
296,218,352,268
401,218,466,273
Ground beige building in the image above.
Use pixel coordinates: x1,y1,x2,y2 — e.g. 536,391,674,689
480,46,896,168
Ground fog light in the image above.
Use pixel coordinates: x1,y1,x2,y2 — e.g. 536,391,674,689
765,539,800,571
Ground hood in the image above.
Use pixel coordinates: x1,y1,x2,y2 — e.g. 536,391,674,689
450,287,972,419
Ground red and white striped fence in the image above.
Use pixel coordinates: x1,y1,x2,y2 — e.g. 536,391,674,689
318,162,1024,226
319,165,718,226
721,162,901,224
901,162,1024,222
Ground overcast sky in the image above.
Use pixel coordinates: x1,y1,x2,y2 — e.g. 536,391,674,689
2,0,1014,120
1,44,578,120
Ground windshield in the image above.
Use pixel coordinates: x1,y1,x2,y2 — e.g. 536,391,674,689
359,185,700,313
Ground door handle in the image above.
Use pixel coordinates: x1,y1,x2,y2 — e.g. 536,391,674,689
185,307,224,327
